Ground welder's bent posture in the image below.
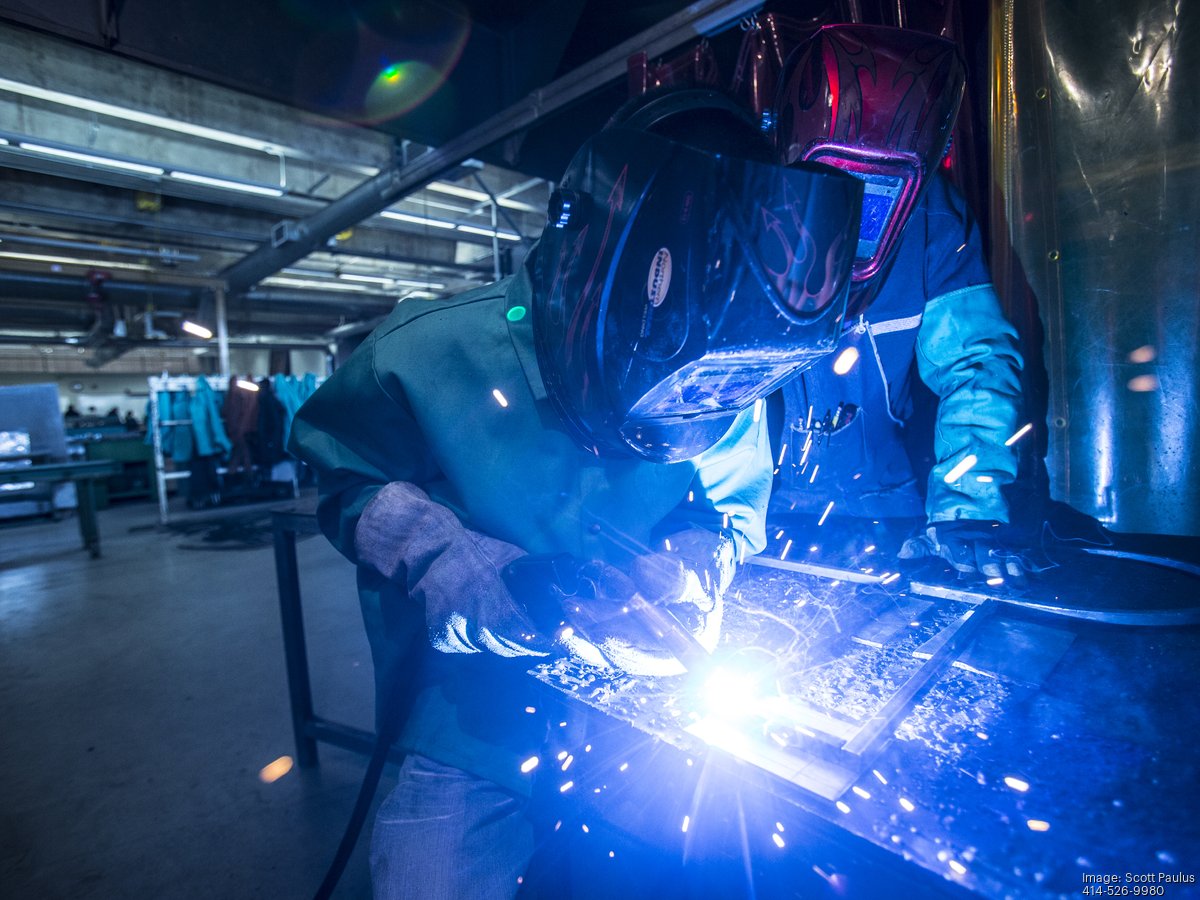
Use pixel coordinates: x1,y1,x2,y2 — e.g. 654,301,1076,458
771,25,1028,579
290,88,861,898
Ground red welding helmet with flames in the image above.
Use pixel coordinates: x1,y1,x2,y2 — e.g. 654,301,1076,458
775,25,966,317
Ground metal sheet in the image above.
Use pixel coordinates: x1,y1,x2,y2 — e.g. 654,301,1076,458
992,0,1200,535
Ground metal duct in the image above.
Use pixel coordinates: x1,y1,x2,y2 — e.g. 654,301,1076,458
992,0,1198,535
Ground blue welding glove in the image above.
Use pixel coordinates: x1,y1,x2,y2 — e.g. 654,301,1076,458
898,519,1034,582
355,481,552,658
560,529,733,676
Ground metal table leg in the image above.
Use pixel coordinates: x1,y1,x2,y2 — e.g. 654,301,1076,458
273,517,320,768
76,477,101,558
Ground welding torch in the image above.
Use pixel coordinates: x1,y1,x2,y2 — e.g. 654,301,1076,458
501,553,713,673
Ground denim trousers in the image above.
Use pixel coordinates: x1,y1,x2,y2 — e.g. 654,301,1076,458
370,753,537,900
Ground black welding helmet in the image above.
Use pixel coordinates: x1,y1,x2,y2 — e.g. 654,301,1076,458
529,99,863,462
774,25,966,317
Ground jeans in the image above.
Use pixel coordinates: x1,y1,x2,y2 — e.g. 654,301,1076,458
370,754,536,900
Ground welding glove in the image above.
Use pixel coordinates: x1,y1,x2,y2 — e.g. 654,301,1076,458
561,528,734,676
897,519,1033,582
354,481,551,658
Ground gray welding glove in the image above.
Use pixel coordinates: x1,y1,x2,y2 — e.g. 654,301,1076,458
355,481,551,658
561,528,733,676
898,519,1032,582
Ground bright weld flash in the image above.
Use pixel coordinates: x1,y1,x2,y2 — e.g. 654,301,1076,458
1005,423,1033,446
832,346,860,375
943,454,978,483
259,756,294,783
492,388,509,408
700,666,759,719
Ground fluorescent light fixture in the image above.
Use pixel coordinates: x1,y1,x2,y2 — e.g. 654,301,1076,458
181,320,214,339
0,77,299,157
379,210,456,229
0,250,152,271
338,273,395,286
456,224,521,242
426,181,540,213
236,379,260,392
169,170,284,196
400,290,440,300
18,141,164,175
262,276,374,292
394,278,446,290
0,137,8,145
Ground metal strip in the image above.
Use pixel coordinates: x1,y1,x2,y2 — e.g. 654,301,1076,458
746,555,886,584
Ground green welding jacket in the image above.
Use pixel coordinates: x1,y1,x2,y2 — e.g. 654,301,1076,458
288,265,773,793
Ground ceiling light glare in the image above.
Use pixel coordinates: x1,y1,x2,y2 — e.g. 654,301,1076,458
169,170,284,196
19,142,164,175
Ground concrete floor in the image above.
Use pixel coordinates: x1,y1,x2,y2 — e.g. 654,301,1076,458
1,493,381,899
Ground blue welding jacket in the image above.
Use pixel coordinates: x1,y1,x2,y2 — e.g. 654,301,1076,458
774,173,1024,522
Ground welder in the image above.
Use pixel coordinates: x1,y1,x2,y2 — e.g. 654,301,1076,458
289,86,862,898
770,24,1032,581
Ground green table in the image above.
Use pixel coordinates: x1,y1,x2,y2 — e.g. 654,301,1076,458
0,459,122,557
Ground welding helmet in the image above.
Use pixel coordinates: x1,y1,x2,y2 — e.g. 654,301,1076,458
774,25,966,317
530,90,863,462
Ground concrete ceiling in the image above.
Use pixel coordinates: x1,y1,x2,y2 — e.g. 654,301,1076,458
0,0,773,368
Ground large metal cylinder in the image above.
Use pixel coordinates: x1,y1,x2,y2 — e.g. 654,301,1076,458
991,0,1199,535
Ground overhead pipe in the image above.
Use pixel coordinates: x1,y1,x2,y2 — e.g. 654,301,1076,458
220,0,765,293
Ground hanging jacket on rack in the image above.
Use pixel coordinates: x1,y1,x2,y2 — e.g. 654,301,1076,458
190,375,232,458
222,378,260,472
255,378,288,468
272,374,304,452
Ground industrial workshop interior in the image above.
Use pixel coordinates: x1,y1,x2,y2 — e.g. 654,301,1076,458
1,1,1197,898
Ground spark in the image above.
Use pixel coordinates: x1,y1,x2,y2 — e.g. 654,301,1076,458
835,801,851,814
817,501,834,526
780,539,794,560
557,751,568,761
681,815,690,833
584,744,592,752
619,762,629,772
1027,819,1050,832
581,823,589,833
943,454,978,482
559,781,574,793
524,706,537,714
774,529,785,540
976,474,994,483
882,572,901,585
688,490,694,503
561,755,574,772
808,464,820,484
976,732,989,740
864,544,876,553
492,388,509,408
776,444,788,467
776,822,785,832
686,759,694,767
258,756,293,783
1004,776,1030,792
872,770,888,785
832,346,860,375
559,626,575,640
809,545,818,552
772,833,786,849
899,798,915,812
1128,344,1156,363
949,859,967,875
986,576,1004,586
609,851,615,858
1004,423,1033,446
520,756,539,773
852,786,871,800
1127,374,1159,392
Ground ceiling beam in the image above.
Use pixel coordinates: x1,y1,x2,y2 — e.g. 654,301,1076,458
221,0,763,293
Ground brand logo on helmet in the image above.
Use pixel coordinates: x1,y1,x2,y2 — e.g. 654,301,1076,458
647,247,672,308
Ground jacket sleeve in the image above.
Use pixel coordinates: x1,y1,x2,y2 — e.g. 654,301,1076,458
689,402,774,561
288,331,441,564
916,283,1024,523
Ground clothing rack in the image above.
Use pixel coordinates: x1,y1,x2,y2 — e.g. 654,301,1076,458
147,373,319,525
